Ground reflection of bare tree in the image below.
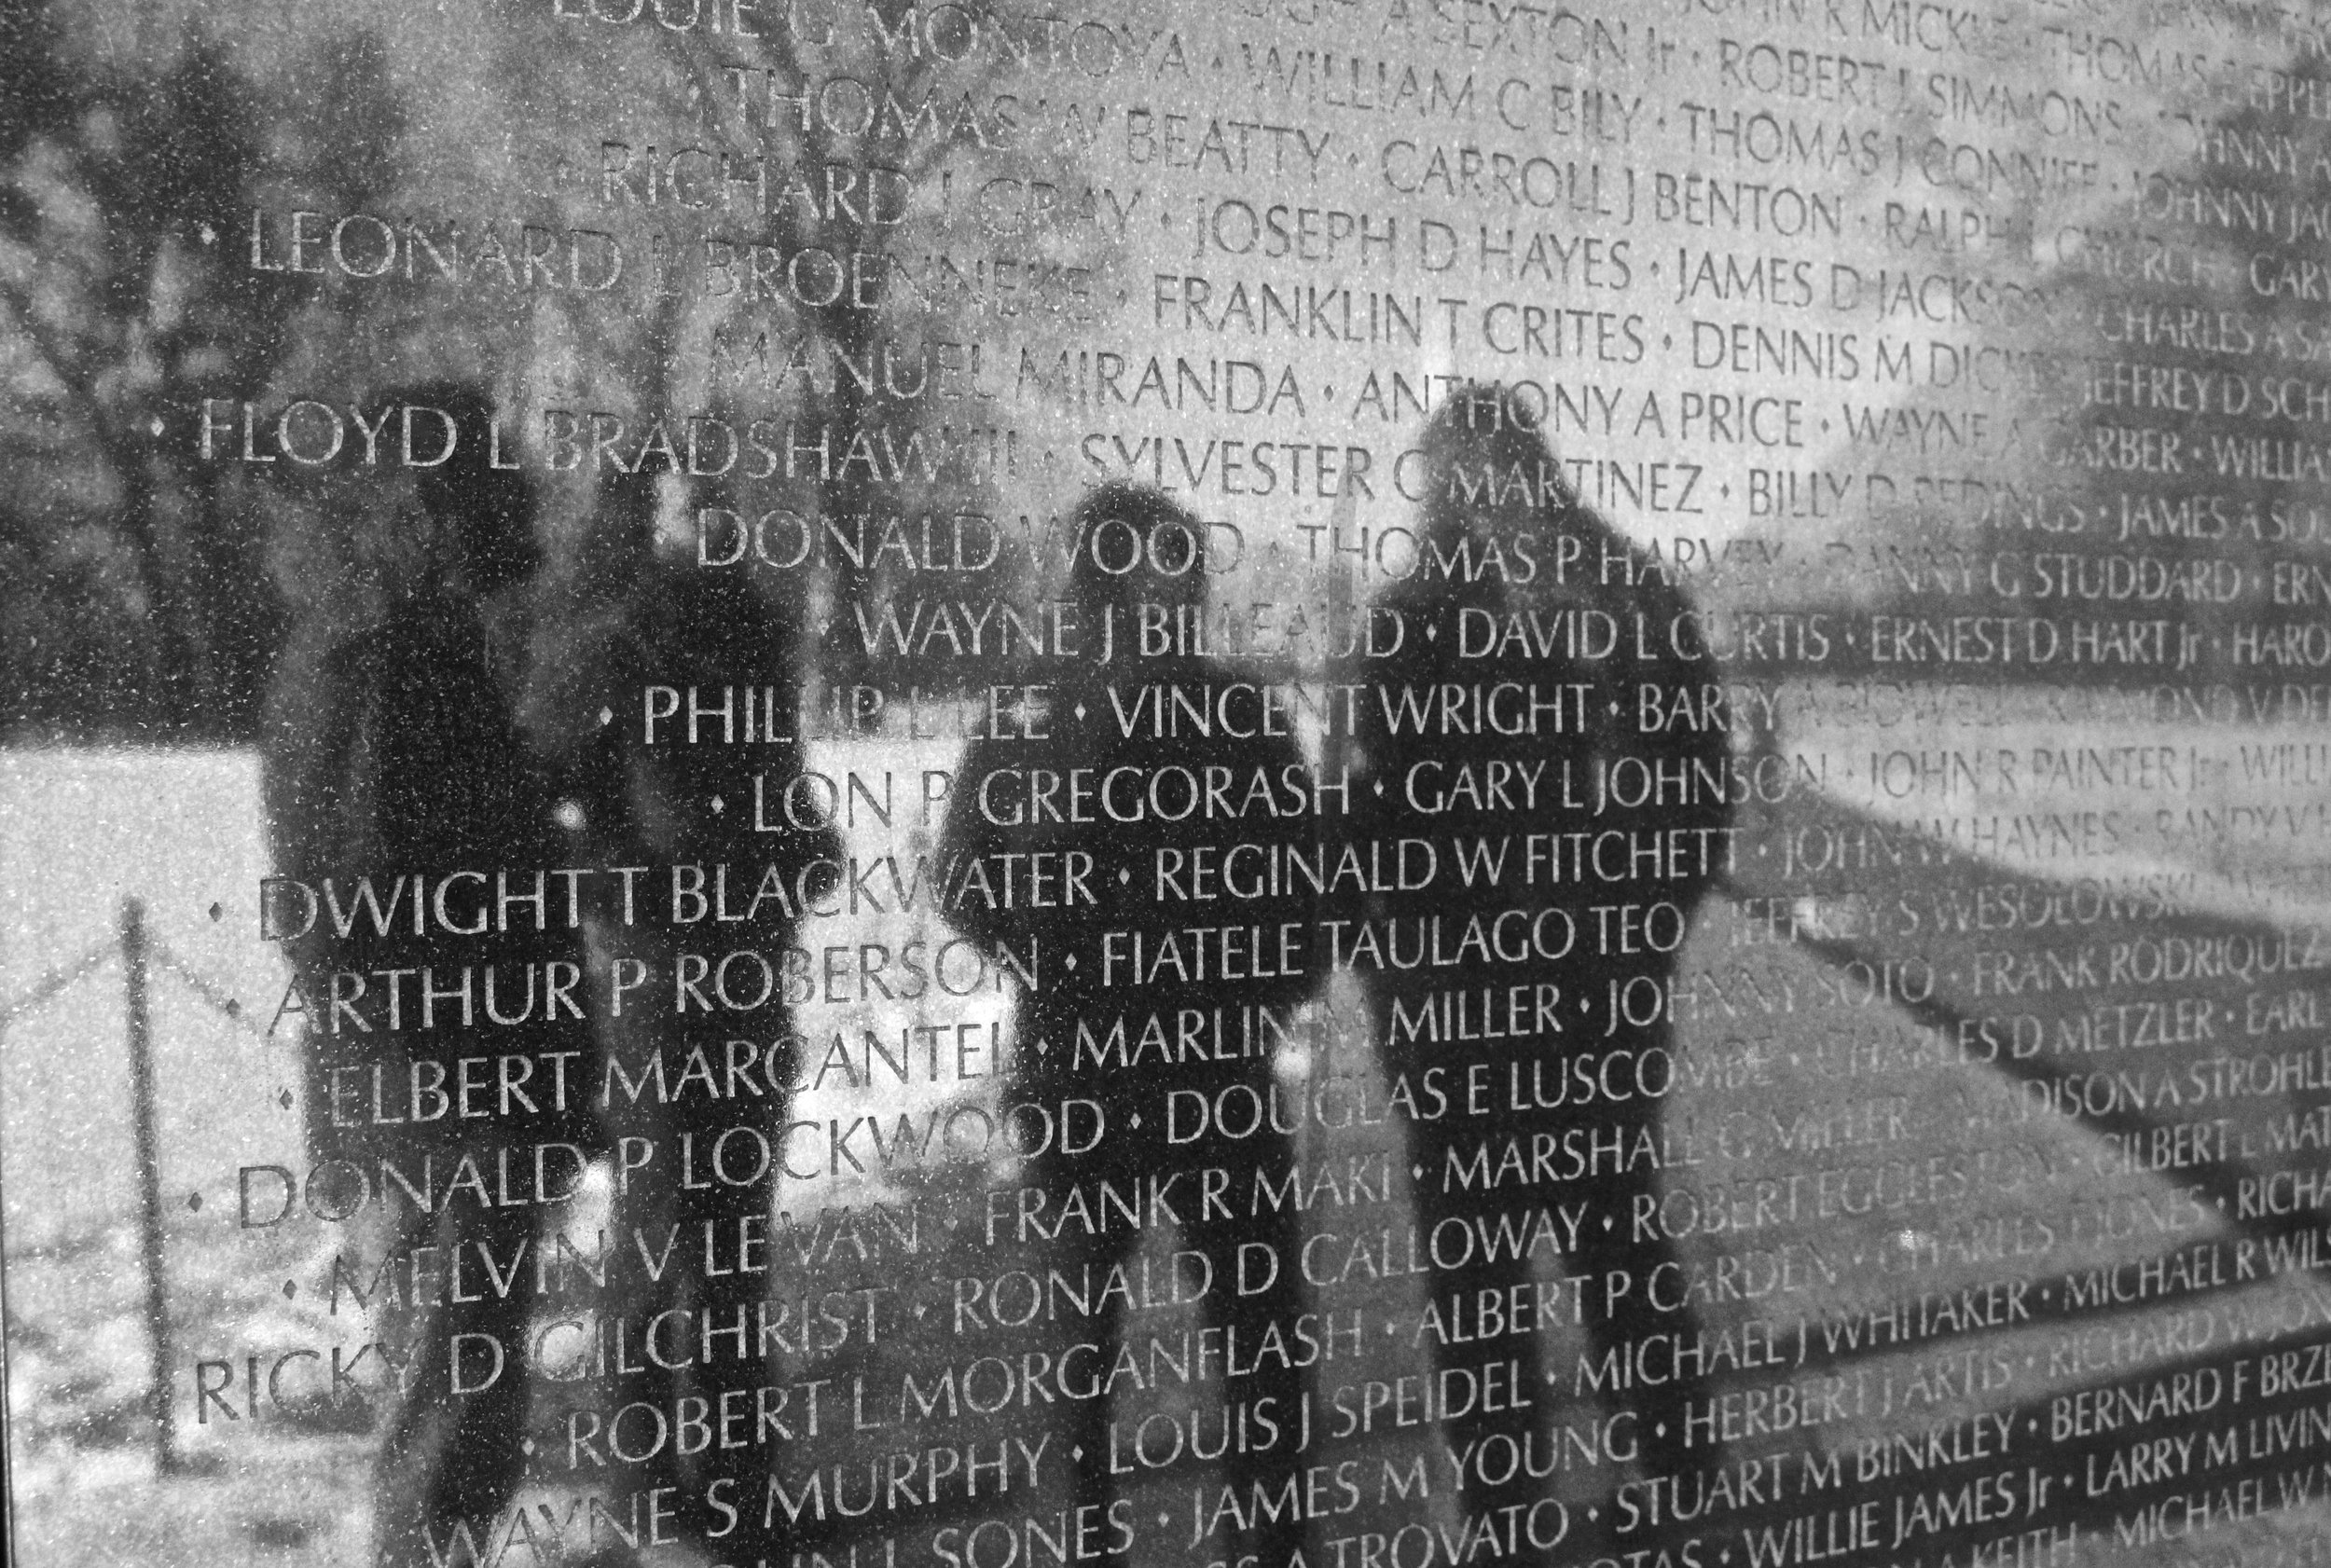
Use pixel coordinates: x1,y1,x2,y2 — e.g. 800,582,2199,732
649,1,1024,704
0,8,404,737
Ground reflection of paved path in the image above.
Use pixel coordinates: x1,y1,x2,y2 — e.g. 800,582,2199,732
1648,784,2331,1560
673,777,2331,1568
1734,783,2331,1247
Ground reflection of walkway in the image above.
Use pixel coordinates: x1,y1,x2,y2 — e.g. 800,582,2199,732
1736,783,2331,1249
1625,1315,2331,1564
713,772,2331,1567
1659,782,2331,1556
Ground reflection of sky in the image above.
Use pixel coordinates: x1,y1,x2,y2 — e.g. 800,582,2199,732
83,0,2249,584
1034,0,2227,559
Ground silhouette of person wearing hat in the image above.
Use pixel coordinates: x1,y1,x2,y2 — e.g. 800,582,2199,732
936,483,1330,1568
528,467,841,1567
1349,387,1734,1546
260,380,582,1566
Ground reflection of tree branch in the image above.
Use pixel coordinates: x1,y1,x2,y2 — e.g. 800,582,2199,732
903,139,954,186
0,23,357,733
0,266,195,704
656,11,1000,704
0,273,131,474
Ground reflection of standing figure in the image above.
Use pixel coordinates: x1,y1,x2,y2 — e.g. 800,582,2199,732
532,472,839,1567
936,485,1327,1568
259,382,580,1567
1353,389,1733,1531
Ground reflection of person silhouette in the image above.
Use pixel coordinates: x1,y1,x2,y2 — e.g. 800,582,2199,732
936,484,1325,1568
530,470,840,1568
1351,388,1732,1534
258,382,581,1567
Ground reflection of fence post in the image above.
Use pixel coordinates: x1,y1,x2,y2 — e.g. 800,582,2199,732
120,896,179,1475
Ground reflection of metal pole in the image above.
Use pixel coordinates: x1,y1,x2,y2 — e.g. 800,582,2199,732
120,897,177,1474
